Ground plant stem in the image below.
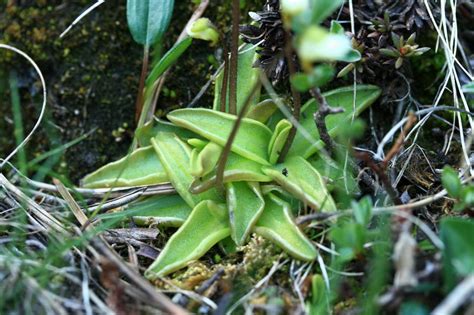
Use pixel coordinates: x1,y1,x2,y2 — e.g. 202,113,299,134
277,31,301,163
215,82,261,193
134,46,150,122
220,42,230,112
228,0,240,115
310,87,344,156
148,0,210,118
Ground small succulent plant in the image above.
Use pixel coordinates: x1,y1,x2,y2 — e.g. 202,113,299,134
82,73,380,280
380,32,430,69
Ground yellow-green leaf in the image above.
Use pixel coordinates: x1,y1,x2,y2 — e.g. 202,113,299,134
213,44,260,113
151,132,221,207
254,193,317,261
190,142,223,178
135,118,196,147
262,156,337,212
145,200,230,279
190,152,272,193
245,99,278,123
81,146,168,188
268,119,292,164
288,85,381,158
101,194,191,227
168,108,272,165
226,182,265,245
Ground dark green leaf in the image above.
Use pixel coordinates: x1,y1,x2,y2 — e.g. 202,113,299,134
440,218,474,278
146,37,193,86
441,166,462,199
352,196,372,226
127,0,174,46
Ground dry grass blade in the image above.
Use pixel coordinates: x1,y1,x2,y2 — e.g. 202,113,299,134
53,178,188,315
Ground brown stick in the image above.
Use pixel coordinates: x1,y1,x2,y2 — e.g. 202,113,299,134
355,151,402,205
277,31,301,163
310,88,344,156
220,42,230,112
215,82,261,193
54,178,188,315
134,46,150,122
228,0,240,115
383,112,417,167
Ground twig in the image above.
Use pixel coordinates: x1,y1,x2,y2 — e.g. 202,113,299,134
355,151,402,205
310,88,344,156
56,178,188,315
277,30,301,163
60,0,105,38
383,112,417,167
134,47,150,122
228,0,240,115
0,173,65,233
215,82,261,193
54,178,89,226
220,42,230,112
196,268,225,294
355,112,417,205
432,275,474,315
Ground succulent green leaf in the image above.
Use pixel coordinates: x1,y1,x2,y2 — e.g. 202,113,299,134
262,156,337,212
339,49,362,63
268,119,292,164
135,118,197,147
190,142,223,178
167,108,272,165
127,0,174,46
145,200,230,279
288,85,381,158
187,138,208,150
440,217,474,290
212,44,260,113
440,218,474,278
81,146,168,188
441,166,462,199
191,152,272,193
254,193,317,261
352,196,372,226
151,132,221,207
101,194,191,227
307,274,330,314
245,99,278,123
330,20,344,34
146,36,193,86
226,182,265,245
